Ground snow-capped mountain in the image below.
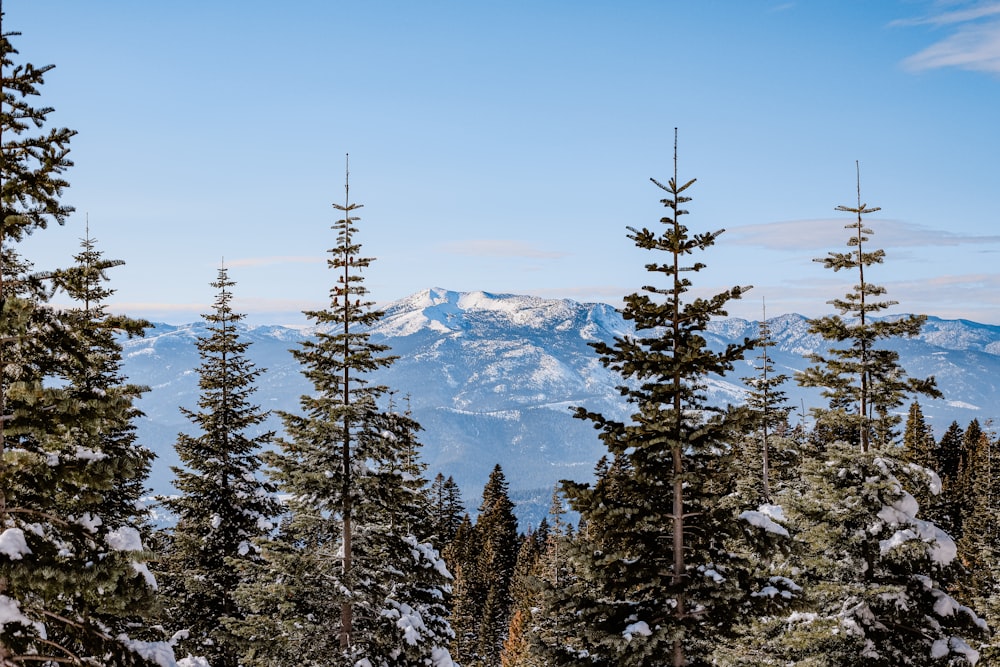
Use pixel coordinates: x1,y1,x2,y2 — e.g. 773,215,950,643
122,288,1000,525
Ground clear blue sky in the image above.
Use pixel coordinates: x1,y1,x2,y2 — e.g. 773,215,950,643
7,1,1000,325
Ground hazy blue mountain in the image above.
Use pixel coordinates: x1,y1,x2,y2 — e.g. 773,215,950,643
124,288,1000,526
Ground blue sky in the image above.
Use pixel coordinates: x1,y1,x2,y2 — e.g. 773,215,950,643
7,1,1000,325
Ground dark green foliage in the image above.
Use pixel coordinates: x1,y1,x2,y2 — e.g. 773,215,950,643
796,167,940,452
2,24,165,666
429,472,465,545
535,137,767,667
157,267,280,667
445,464,519,667
233,169,454,666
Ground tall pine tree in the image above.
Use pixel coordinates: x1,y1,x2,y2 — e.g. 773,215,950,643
157,266,280,667
234,160,454,666
796,164,940,451
536,133,770,666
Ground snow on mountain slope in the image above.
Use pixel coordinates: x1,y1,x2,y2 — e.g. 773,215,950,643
122,289,1000,526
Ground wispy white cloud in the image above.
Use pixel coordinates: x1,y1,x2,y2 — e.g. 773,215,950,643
437,240,569,259
725,218,1000,251
896,2,1000,74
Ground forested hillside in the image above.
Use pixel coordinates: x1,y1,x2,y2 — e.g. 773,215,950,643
2,18,998,667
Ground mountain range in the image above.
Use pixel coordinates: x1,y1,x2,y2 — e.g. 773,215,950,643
123,288,1000,525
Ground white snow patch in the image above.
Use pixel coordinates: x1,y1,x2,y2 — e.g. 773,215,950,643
0,528,32,560
740,504,790,537
623,620,652,641
0,595,35,632
121,637,178,667
106,526,144,552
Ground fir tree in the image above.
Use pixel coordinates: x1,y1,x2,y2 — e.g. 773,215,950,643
736,305,795,504
2,24,170,666
899,401,944,525
429,473,465,545
779,444,987,666
935,420,966,539
796,164,940,452
445,465,519,666
234,161,454,666
157,266,280,667
535,133,770,666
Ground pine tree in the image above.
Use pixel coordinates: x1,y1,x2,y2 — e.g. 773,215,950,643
429,472,465,545
2,24,171,666
444,465,519,666
736,306,796,505
899,401,946,526
796,164,940,452
954,423,998,617
535,133,775,666
935,420,966,539
778,444,987,665
234,161,454,666
156,266,280,667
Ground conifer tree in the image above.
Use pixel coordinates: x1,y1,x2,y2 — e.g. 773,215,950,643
2,25,171,666
535,133,769,666
429,473,465,545
778,444,987,665
736,306,796,504
444,465,519,666
935,421,966,538
899,401,945,524
234,161,454,666
157,266,280,667
796,164,940,452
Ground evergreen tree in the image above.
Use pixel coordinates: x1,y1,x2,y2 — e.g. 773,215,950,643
157,266,280,667
796,165,940,452
736,307,795,504
445,465,519,666
954,423,998,616
899,401,945,525
2,25,171,666
935,421,966,538
429,473,465,545
233,162,454,666
535,134,771,666
778,445,987,665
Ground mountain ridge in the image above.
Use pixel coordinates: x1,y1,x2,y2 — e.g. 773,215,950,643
123,288,1000,524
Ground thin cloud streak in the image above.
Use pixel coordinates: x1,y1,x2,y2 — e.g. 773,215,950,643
726,219,1000,251
438,240,569,259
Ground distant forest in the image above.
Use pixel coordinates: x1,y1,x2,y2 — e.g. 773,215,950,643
2,19,997,667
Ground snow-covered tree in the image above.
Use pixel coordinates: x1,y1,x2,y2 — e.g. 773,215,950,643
779,446,988,666
157,266,280,666
2,24,170,666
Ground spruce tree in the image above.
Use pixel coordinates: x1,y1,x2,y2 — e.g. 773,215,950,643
233,162,454,666
2,25,171,666
156,266,280,666
779,444,987,665
535,134,771,666
444,465,519,666
429,473,465,545
935,421,966,538
796,164,940,452
736,306,796,504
